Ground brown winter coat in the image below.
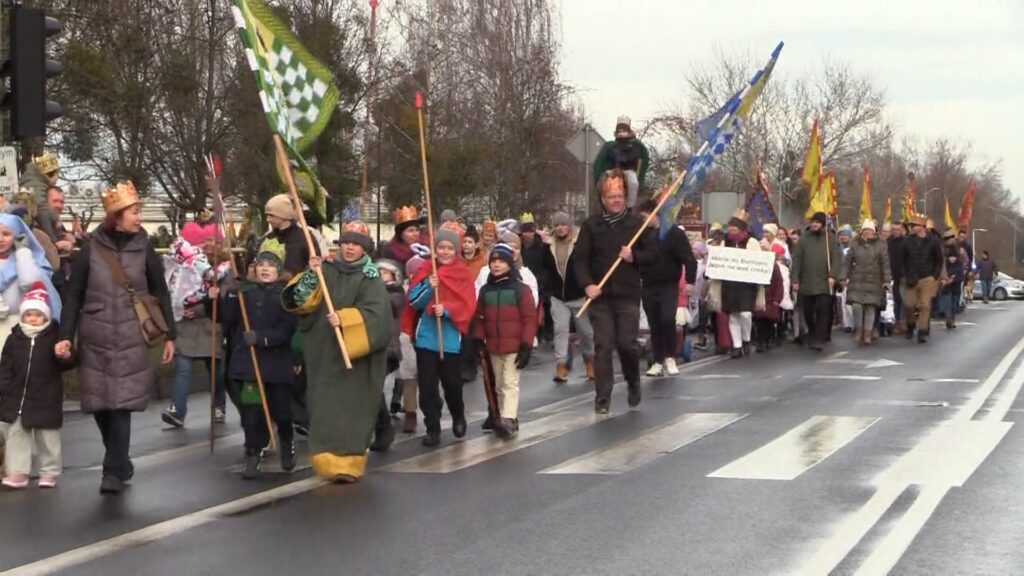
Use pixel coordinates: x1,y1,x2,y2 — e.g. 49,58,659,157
839,235,892,306
61,229,175,413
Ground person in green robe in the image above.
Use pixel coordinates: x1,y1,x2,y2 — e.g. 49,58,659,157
283,220,392,483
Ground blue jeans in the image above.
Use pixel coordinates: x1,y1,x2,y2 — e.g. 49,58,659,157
981,280,993,301
940,290,960,321
171,355,226,419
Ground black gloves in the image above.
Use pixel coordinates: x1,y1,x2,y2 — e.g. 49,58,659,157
242,330,258,347
515,344,532,370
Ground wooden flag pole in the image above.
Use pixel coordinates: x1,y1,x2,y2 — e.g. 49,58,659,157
414,91,444,359
576,169,688,318
272,135,353,369
205,155,277,454
209,279,218,453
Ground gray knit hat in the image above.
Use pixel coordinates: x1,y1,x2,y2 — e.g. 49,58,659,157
552,211,572,227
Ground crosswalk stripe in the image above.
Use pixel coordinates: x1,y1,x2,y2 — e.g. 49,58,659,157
381,409,604,474
539,412,747,475
708,415,879,481
802,375,880,381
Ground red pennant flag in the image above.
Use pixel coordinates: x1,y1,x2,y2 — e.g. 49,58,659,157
958,181,976,228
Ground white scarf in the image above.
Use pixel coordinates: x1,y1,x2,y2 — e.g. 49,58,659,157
20,319,50,339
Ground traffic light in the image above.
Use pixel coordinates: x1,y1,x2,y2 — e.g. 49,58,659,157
2,6,63,140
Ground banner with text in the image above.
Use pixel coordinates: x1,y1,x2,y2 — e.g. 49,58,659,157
705,245,775,285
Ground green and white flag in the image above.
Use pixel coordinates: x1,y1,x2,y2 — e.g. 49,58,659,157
231,0,339,154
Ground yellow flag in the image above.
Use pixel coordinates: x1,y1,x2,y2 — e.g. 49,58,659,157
803,120,825,220
884,194,893,225
944,195,957,233
859,167,872,223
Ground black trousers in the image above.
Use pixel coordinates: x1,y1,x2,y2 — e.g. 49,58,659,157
642,284,679,364
240,381,293,455
416,348,465,434
94,409,133,481
589,295,641,401
802,293,834,346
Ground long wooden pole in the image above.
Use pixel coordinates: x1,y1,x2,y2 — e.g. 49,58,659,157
209,290,217,454
414,91,444,359
205,155,276,453
272,135,353,369
576,169,688,318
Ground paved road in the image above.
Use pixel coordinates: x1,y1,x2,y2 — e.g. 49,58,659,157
2,302,1024,575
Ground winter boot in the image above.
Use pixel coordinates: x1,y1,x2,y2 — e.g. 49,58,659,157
242,451,263,480
280,442,296,472
918,329,929,344
627,383,642,408
905,324,916,340
894,320,907,335
553,363,569,383
422,431,441,447
481,414,494,432
369,419,395,452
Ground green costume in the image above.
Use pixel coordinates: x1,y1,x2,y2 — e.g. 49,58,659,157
283,255,392,480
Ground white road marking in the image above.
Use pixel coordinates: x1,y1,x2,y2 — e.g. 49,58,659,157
906,378,980,383
708,415,879,481
801,375,881,381
985,351,1024,422
799,334,1024,574
539,413,746,475
0,478,327,576
686,374,742,380
382,409,604,474
821,358,902,369
853,486,950,576
84,433,245,472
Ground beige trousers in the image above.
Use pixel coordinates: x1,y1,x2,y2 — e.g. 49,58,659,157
0,417,62,477
490,353,521,419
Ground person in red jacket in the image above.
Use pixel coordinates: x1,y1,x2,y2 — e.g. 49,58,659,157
473,244,537,439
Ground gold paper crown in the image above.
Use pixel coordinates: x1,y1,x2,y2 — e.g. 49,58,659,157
257,237,287,265
343,219,371,238
33,153,59,174
601,173,625,194
519,212,535,224
393,205,421,226
102,181,141,215
906,210,928,227
439,220,465,237
731,208,749,223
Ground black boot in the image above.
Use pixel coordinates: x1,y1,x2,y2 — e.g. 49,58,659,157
905,324,916,340
627,383,642,408
99,475,124,494
481,414,494,432
369,419,395,452
242,452,262,480
452,413,467,439
918,330,929,344
422,431,441,447
730,347,743,359
280,442,296,472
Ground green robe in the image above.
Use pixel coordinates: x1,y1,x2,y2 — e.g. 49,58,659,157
284,258,392,470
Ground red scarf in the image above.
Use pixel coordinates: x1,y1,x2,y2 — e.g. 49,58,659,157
401,259,477,336
387,237,414,264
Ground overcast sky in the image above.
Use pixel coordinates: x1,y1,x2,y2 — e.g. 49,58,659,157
557,0,1024,200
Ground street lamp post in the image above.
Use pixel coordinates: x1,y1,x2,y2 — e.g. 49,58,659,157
973,228,988,264
780,177,791,228
918,187,940,215
995,213,1020,264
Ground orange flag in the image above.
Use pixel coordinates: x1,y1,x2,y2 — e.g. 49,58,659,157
859,167,872,223
884,194,893,225
958,181,976,228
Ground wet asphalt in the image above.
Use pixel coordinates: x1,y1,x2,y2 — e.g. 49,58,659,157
2,301,1024,575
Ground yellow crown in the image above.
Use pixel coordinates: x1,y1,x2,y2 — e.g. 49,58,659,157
33,153,59,174
731,208,749,223
102,181,141,215
519,212,535,224
393,205,421,226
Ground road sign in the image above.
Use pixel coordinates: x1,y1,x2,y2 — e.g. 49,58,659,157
0,147,18,197
565,125,605,165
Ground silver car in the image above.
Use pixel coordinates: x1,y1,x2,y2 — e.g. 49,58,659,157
973,272,1024,301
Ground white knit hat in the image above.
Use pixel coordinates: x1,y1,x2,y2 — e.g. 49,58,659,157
861,219,877,232
19,282,51,320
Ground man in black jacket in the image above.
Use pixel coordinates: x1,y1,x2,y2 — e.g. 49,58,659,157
636,199,696,377
900,214,944,343
542,211,594,382
887,220,907,333
521,218,550,341
574,170,657,413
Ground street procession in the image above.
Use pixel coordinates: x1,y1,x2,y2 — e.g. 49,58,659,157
0,0,1022,574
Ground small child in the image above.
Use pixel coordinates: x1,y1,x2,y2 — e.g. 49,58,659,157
392,254,426,433
369,258,405,452
217,239,297,480
473,244,537,439
880,287,896,337
0,283,74,489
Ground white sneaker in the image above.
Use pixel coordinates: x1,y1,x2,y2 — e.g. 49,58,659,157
665,358,679,375
645,363,664,377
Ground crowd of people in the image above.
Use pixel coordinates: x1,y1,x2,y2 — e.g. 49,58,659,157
0,149,992,494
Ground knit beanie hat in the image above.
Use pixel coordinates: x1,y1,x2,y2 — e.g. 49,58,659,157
498,231,521,251
440,209,458,223
762,223,779,237
811,212,828,226
265,194,296,221
434,220,463,250
861,219,877,233
405,255,427,279
19,281,51,320
489,243,516,269
552,211,572,227
838,225,853,238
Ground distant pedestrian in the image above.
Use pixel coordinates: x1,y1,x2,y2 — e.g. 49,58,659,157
977,251,998,303
899,214,944,343
887,221,908,334
839,219,891,345
791,212,841,351
940,230,965,329
711,211,762,359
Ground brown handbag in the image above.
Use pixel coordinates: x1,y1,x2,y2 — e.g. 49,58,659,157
95,243,169,348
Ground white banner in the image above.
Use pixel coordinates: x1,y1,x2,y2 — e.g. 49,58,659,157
0,147,18,198
705,245,775,285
